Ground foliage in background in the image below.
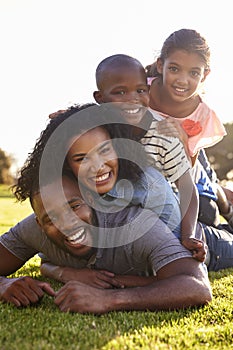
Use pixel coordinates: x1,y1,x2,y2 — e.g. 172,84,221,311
206,123,233,180
0,185,233,349
0,148,14,184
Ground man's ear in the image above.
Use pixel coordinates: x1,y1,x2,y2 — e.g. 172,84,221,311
35,216,42,228
201,68,211,83
93,90,104,104
156,58,163,74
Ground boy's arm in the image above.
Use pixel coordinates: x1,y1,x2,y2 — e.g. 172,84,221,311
175,171,207,262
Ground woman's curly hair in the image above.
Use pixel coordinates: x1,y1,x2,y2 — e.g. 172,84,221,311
13,103,148,202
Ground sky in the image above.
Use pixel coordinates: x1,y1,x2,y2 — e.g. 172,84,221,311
1,0,233,174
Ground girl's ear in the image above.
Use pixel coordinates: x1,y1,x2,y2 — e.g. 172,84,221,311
93,90,104,104
156,58,163,74
201,68,211,83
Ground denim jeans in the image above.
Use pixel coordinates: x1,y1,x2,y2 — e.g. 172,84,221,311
203,223,233,271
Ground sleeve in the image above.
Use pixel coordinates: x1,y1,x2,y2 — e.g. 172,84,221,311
198,149,218,183
0,214,42,261
141,128,191,183
131,216,192,274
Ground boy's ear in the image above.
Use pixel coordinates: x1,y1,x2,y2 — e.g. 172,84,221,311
93,90,104,104
156,58,163,74
201,68,211,83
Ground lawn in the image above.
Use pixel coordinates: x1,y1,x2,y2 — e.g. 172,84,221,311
0,184,233,350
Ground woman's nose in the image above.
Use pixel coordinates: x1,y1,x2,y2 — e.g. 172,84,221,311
90,156,105,173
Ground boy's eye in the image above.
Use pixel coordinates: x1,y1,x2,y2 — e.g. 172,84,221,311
114,90,125,95
137,88,148,93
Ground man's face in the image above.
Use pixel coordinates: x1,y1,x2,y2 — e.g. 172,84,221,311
33,176,94,258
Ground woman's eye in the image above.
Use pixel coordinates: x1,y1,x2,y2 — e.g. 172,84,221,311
74,156,88,163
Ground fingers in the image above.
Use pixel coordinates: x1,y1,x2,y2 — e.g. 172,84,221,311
3,277,54,307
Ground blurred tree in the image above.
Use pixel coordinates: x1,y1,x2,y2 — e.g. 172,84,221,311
0,148,14,184
205,123,233,180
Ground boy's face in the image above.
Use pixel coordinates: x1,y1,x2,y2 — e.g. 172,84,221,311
94,64,149,126
67,127,119,195
33,176,94,258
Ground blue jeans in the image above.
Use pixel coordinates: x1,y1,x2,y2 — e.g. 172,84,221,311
203,223,233,271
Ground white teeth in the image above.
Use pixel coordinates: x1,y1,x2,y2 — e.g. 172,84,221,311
95,173,109,182
175,88,185,92
67,228,86,244
124,108,140,114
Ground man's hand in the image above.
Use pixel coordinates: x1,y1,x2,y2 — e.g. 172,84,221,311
0,276,55,307
181,238,207,262
54,281,110,314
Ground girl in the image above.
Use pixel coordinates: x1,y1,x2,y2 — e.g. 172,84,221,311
146,28,226,162
146,28,233,229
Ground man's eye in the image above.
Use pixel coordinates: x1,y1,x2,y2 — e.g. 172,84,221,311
71,204,81,210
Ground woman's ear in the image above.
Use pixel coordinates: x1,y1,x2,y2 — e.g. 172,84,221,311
93,90,104,104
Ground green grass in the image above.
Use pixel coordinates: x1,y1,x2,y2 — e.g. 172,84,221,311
0,185,233,349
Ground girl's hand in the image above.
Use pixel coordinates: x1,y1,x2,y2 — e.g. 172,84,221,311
157,118,188,146
181,237,207,263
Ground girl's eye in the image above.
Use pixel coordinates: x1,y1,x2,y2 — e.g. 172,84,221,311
191,71,200,77
169,66,178,72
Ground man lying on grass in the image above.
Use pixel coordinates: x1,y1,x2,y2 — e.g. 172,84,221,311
0,170,212,314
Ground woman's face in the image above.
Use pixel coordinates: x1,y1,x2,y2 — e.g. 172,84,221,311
67,127,119,194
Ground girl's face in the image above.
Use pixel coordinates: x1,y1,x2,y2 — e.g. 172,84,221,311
67,127,119,194
157,49,209,102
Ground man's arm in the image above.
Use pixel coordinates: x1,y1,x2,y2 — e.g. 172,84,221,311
0,243,55,307
40,262,156,288
54,258,212,314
